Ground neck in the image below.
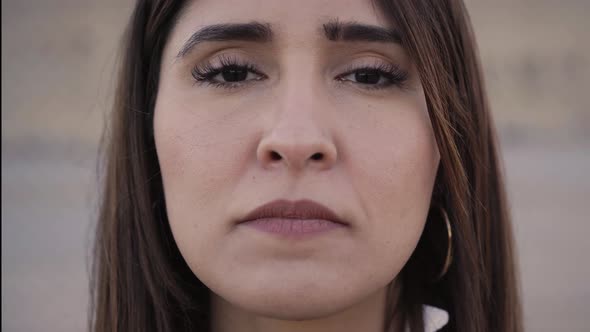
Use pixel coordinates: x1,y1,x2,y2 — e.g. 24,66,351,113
210,282,402,332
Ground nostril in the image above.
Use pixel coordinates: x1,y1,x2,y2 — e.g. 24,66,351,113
270,151,282,161
311,153,324,161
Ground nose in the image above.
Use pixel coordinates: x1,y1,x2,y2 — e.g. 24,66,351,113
256,85,338,173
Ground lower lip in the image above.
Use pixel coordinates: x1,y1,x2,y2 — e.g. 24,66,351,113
240,218,346,238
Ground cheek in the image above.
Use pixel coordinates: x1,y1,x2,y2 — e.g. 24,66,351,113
155,118,238,210
342,94,439,264
153,94,258,257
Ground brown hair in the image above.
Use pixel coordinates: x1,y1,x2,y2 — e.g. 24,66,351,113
90,0,522,331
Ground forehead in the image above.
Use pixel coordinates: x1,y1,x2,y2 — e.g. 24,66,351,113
174,0,388,37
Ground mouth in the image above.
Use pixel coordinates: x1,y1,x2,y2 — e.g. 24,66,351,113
237,199,349,226
236,199,350,237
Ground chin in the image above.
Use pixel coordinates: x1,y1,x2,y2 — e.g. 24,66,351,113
211,278,364,320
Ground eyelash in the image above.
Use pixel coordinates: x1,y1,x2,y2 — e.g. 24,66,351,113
191,55,266,89
190,56,409,90
336,63,409,90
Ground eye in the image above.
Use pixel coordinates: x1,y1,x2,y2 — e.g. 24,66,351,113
336,63,409,89
191,56,266,89
346,69,386,85
200,64,262,83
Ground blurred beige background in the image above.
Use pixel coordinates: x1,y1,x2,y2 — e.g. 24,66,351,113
2,0,589,331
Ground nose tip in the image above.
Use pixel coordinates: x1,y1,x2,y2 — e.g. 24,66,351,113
257,135,338,171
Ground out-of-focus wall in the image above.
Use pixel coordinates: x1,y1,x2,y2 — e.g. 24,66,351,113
2,2,134,331
2,1,589,331
465,0,590,145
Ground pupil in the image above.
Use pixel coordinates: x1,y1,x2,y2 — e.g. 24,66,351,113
355,70,380,84
222,66,248,82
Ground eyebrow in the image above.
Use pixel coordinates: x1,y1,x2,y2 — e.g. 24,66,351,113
322,20,402,44
177,22,273,58
176,19,402,58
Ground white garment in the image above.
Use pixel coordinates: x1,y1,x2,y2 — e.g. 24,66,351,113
422,305,448,332
403,305,449,332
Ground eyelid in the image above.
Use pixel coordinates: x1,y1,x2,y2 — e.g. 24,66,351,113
195,54,256,72
337,56,397,72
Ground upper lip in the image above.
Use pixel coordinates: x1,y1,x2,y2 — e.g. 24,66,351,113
238,199,349,226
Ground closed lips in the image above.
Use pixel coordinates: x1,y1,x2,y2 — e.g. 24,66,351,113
238,199,349,226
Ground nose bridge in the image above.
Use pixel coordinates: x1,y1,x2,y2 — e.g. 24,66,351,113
256,69,338,172
279,53,322,118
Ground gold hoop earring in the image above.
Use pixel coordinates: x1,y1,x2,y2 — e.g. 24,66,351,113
434,207,453,281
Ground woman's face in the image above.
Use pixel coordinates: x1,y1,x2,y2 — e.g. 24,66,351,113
154,0,439,319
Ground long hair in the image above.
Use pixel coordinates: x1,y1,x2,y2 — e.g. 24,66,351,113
90,1,522,331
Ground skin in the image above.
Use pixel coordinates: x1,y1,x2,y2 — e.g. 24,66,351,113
154,0,440,331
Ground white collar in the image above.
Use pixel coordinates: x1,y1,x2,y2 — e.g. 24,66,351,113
403,305,449,332
422,305,448,332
